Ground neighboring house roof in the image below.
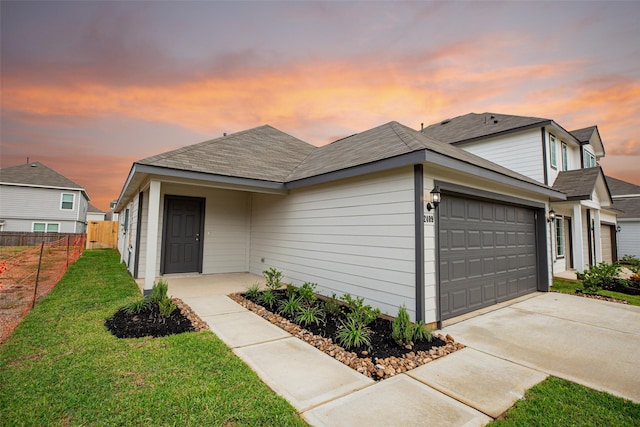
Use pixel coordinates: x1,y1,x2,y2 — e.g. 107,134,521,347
612,198,640,219
421,112,552,145
137,125,316,182
87,203,104,214
606,176,640,197
606,176,640,220
1,161,84,189
551,166,611,201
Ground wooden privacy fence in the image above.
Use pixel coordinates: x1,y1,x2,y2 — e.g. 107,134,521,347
86,221,118,249
0,232,85,247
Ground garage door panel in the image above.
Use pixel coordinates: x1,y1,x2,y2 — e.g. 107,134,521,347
440,195,538,320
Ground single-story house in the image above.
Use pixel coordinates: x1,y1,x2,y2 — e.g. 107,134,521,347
87,203,107,221
115,121,565,326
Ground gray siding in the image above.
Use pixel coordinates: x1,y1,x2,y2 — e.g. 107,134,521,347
0,185,88,233
618,220,640,258
249,167,416,319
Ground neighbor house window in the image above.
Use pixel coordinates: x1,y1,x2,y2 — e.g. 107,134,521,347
561,142,568,171
555,218,565,258
549,134,557,169
61,193,75,210
584,149,596,168
33,222,60,233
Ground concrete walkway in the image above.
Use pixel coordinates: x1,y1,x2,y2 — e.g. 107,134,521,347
159,273,639,426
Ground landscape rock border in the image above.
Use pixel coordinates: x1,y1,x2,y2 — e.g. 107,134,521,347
229,293,464,380
174,298,210,331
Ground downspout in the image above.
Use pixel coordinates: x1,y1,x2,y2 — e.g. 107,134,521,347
414,164,425,323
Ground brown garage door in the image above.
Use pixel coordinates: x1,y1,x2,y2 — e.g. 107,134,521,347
600,224,616,264
439,194,538,320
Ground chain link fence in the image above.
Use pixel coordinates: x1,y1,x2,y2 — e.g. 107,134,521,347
0,234,86,343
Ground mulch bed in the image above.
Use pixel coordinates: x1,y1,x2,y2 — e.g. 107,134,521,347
229,293,464,380
104,298,209,338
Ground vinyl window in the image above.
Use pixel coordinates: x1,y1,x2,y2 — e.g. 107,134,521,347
61,193,75,210
33,222,60,233
561,142,568,171
584,149,596,168
555,218,565,258
549,134,557,169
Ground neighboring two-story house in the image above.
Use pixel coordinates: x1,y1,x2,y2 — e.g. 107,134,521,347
606,176,640,259
0,162,90,233
422,113,616,274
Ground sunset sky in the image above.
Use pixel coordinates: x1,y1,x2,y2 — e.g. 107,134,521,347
1,1,639,211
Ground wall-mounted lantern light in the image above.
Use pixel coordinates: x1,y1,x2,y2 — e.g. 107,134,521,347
426,186,441,212
547,209,556,223
616,225,622,232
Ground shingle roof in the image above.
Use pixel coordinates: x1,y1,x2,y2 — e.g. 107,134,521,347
137,125,316,182
612,198,640,219
87,203,104,213
421,112,551,145
0,161,85,190
570,126,597,143
606,176,640,197
288,121,550,190
551,167,603,199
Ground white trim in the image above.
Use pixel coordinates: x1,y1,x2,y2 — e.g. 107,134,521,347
0,181,86,192
32,222,61,232
60,192,75,211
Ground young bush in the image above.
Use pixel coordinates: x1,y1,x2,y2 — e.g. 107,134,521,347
577,262,621,294
391,304,414,346
335,317,372,349
258,289,277,309
413,321,433,342
263,267,283,291
123,298,152,315
296,305,324,327
340,293,380,325
150,279,170,304
323,293,342,315
245,283,261,300
298,282,317,303
278,294,301,316
158,297,177,318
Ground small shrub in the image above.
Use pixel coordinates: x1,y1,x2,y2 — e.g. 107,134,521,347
335,317,372,349
323,293,342,315
245,283,261,300
413,321,433,342
391,304,414,346
263,268,283,291
296,305,325,326
341,293,380,325
258,289,277,309
577,262,621,294
620,255,640,273
150,279,170,304
123,298,152,315
285,284,298,298
298,282,317,303
158,297,177,318
278,294,301,316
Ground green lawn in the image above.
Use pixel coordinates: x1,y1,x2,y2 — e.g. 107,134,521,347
0,249,306,426
552,278,640,306
490,376,640,426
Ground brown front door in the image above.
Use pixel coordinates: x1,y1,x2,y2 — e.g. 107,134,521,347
162,195,205,274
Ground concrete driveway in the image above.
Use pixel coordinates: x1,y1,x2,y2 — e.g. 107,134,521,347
441,292,640,403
